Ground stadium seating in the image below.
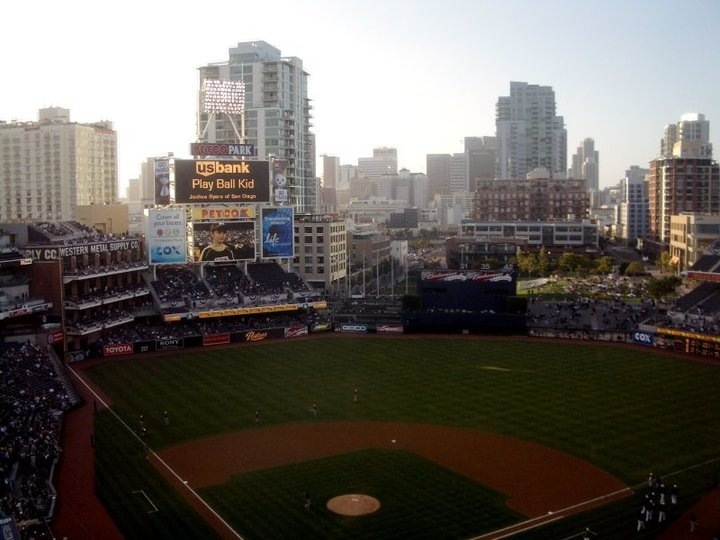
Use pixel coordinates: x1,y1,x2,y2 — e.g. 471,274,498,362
0,341,82,533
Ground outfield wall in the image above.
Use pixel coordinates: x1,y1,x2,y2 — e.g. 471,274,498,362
94,324,330,359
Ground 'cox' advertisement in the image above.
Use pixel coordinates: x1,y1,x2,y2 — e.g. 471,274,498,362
147,209,187,265
633,331,654,346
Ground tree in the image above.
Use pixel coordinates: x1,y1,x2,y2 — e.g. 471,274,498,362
594,256,614,275
558,253,585,274
657,251,678,274
537,249,550,276
516,251,538,277
646,276,682,301
624,261,646,276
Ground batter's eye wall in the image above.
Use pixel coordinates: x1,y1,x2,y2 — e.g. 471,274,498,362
419,272,518,313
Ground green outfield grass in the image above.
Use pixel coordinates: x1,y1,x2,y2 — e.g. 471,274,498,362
87,337,720,539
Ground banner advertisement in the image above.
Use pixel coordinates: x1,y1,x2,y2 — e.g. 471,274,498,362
377,324,404,334
103,343,134,357
273,159,288,204
203,334,230,346
175,159,270,204
261,206,294,259
191,205,255,221
340,323,368,333
242,330,270,343
311,323,331,333
633,331,654,346
23,239,141,261
47,331,64,345
197,303,298,318
156,338,183,350
148,209,187,265
193,221,255,262
154,158,171,205
284,325,309,338
134,341,156,354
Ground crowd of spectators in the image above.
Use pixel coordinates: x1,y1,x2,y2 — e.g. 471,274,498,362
656,310,720,336
526,297,655,337
63,259,148,277
65,283,149,309
147,263,318,316
555,275,646,299
0,341,81,537
151,266,212,307
30,221,139,245
65,306,134,334
204,265,251,304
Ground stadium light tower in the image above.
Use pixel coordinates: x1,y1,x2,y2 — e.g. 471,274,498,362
198,79,246,143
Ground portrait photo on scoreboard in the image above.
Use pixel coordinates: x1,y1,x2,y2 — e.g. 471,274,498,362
192,221,256,263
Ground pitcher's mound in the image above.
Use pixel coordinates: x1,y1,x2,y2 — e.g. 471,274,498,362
326,494,381,516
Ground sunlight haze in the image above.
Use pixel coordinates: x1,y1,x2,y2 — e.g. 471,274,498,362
2,0,718,195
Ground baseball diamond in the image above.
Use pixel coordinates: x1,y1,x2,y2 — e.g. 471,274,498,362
51,335,720,540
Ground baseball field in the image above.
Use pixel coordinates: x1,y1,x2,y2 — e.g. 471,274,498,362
80,335,720,539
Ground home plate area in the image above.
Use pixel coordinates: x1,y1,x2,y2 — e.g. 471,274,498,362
326,494,381,516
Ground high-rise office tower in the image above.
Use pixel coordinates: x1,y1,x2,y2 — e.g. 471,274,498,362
495,81,567,180
660,113,713,159
426,152,469,195
616,166,649,242
197,41,315,212
465,136,496,190
570,138,599,192
449,153,469,193
647,114,719,244
338,164,357,191
358,148,398,201
426,153,452,196
321,155,340,212
0,107,118,222
357,147,398,178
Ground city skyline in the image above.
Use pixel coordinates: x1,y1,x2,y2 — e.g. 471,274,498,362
1,0,718,196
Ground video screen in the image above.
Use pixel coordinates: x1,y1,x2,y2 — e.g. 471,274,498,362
192,221,256,262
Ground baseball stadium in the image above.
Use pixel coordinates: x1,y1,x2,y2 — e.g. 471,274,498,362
3,160,720,539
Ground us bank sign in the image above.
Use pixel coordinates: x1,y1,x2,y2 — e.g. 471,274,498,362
174,159,270,204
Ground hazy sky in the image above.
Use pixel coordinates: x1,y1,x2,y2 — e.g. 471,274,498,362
2,0,718,195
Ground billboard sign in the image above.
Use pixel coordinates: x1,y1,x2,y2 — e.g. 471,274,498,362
261,207,294,259
633,331,654,346
340,323,368,333
103,343,134,357
273,159,288,204
190,143,256,157
154,158,171,205
191,205,255,221
193,221,255,262
23,240,141,261
147,209,187,265
175,159,270,204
